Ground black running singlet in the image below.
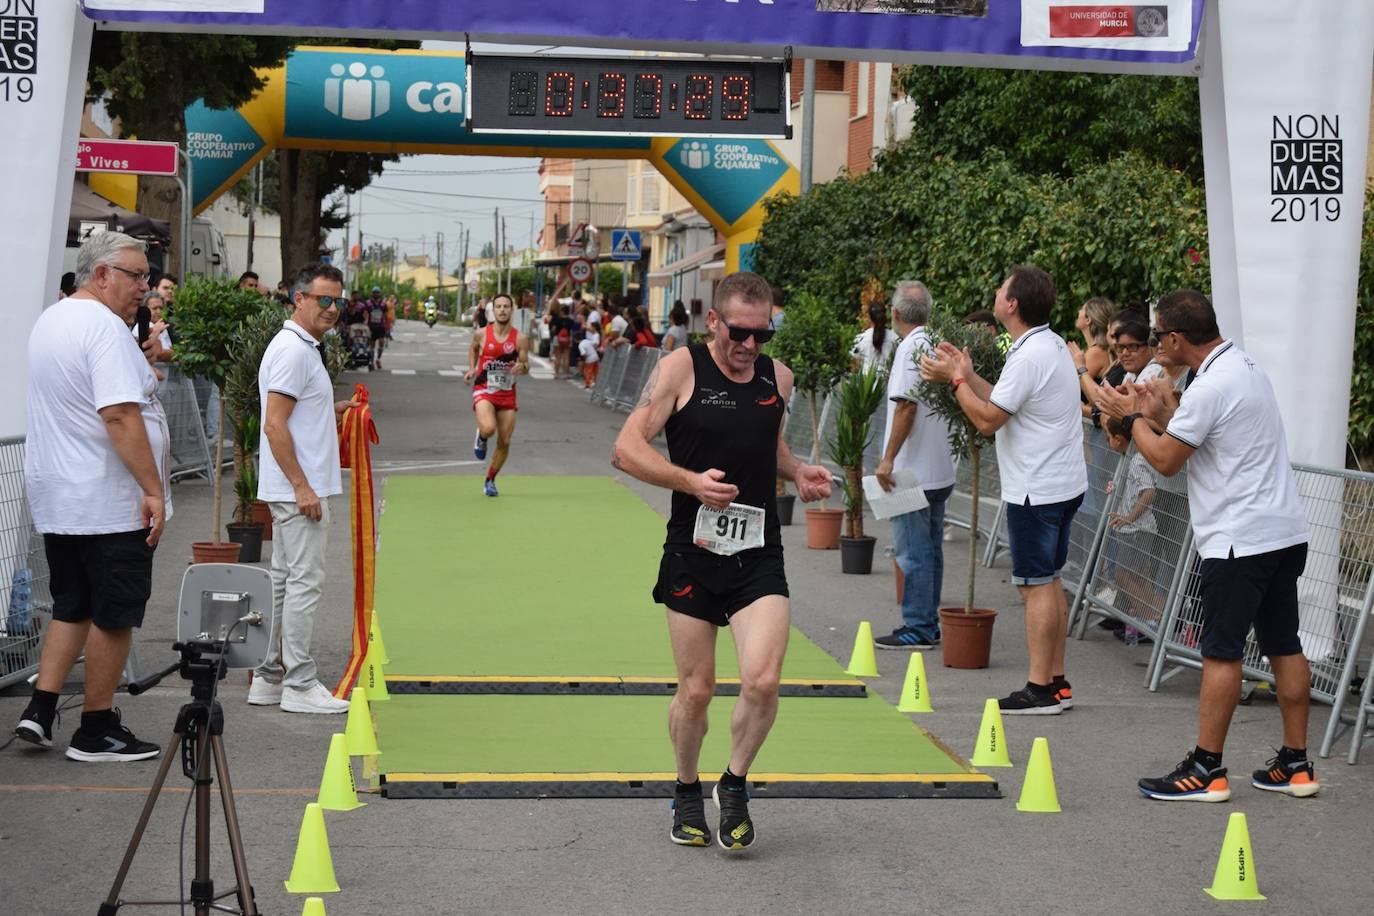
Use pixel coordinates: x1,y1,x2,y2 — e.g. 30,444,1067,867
664,344,786,554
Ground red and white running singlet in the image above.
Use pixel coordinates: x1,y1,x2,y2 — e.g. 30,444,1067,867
472,325,519,410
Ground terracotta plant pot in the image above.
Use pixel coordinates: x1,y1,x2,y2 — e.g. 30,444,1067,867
775,494,796,526
938,607,998,669
191,541,242,564
250,500,273,540
805,507,844,550
839,535,877,574
225,522,264,563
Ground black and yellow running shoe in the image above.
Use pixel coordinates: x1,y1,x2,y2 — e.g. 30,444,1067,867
711,782,755,851
670,784,711,847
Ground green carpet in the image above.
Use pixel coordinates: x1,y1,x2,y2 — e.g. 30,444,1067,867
376,476,846,679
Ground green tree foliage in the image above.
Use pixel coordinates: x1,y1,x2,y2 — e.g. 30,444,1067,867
825,364,887,538
898,66,1203,180
1349,184,1374,460
767,292,856,465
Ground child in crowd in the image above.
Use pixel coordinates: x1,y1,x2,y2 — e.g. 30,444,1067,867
1104,415,1161,623
578,329,601,388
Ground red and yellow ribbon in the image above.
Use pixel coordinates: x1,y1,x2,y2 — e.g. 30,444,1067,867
333,383,379,698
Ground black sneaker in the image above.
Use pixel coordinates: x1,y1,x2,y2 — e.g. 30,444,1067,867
874,627,937,650
65,709,160,763
998,685,1062,716
1051,677,1074,711
1251,753,1320,798
669,784,712,847
14,704,56,749
712,782,755,852
1138,752,1231,802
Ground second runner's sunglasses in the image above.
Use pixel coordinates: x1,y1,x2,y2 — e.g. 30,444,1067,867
720,318,775,345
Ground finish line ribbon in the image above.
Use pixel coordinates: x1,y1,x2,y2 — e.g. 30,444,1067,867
333,383,379,698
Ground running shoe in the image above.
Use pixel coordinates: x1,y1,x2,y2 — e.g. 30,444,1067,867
1251,753,1320,798
483,479,499,497
1051,677,1074,711
65,709,160,763
712,782,755,852
874,627,937,650
669,784,712,847
1138,752,1231,802
14,703,56,749
998,685,1063,716
474,431,488,460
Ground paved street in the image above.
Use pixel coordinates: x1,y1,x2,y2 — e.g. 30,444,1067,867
1,320,1369,916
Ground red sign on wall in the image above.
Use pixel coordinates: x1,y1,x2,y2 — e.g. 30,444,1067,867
75,138,180,177
1049,6,1167,39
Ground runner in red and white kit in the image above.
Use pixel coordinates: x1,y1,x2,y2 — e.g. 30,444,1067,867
464,293,529,497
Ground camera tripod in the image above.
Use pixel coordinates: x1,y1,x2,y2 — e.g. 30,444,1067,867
98,642,259,916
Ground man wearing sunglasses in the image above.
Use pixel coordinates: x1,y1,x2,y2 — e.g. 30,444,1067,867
1096,290,1316,803
250,263,359,715
612,271,831,852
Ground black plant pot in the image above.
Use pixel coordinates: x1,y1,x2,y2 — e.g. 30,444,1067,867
226,522,264,563
839,535,877,574
775,494,796,526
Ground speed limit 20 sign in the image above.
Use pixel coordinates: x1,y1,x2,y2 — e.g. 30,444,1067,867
567,257,594,285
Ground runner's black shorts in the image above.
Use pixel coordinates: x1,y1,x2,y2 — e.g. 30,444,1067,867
653,548,788,628
45,529,156,630
1198,542,1307,660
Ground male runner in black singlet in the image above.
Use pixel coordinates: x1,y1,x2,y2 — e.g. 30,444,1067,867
612,271,831,852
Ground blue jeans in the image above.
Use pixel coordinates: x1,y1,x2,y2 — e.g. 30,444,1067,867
892,485,953,641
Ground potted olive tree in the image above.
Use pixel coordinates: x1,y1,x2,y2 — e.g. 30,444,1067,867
915,309,1007,668
167,279,270,564
222,301,288,558
826,363,887,573
768,291,853,549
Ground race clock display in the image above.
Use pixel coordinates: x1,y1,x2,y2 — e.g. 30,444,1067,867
467,53,790,139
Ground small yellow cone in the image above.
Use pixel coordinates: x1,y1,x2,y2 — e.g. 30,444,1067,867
363,645,389,702
369,614,390,666
344,686,379,756
283,803,340,894
845,621,879,677
318,733,365,812
301,897,328,915
1015,737,1061,812
1205,812,1266,900
969,698,1012,768
897,653,932,712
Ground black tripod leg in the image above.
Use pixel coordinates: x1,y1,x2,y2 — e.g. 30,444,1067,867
210,735,259,916
99,730,181,914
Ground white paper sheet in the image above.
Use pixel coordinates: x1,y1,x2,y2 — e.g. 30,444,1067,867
862,470,929,520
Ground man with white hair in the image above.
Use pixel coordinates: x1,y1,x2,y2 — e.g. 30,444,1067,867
14,232,171,762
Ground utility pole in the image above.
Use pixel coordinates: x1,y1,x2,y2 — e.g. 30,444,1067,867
436,231,445,316
493,208,500,296
503,216,511,296
246,160,261,271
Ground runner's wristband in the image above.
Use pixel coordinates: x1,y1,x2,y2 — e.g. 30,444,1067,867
1123,412,1143,442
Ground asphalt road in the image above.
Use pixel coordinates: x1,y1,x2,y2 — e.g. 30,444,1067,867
0,320,1369,915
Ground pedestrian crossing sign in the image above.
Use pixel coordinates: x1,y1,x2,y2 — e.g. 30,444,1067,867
610,229,641,261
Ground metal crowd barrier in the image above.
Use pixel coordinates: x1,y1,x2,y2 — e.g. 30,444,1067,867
589,345,628,408
945,448,1009,567
1351,649,1374,762
0,437,53,691
587,345,665,413
162,365,214,481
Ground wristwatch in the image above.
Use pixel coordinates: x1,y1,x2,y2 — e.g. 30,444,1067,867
1123,412,1143,442
1076,366,1089,377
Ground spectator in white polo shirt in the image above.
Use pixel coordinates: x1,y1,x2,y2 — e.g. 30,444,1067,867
873,281,956,650
1097,289,1318,802
249,263,358,715
14,231,170,762
921,265,1086,715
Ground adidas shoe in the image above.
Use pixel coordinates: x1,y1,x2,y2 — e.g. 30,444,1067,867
669,784,712,847
1138,752,1231,802
65,709,160,763
712,782,755,852
1251,753,1320,798
998,684,1063,716
1051,677,1074,711
474,432,488,460
873,627,937,650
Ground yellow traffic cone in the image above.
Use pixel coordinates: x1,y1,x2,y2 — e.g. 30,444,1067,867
344,686,379,756
969,698,1012,768
845,621,879,677
364,645,389,702
369,614,390,666
283,803,340,894
1015,737,1061,812
1205,812,1266,900
897,653,932,712
301,897,328,915
318,733,365,812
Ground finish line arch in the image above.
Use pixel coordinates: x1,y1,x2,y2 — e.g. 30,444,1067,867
184,47,798,275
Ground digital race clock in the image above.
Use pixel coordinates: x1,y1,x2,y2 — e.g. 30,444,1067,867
466,53,791,139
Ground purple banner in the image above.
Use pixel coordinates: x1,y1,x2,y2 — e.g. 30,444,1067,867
82,1,1204,73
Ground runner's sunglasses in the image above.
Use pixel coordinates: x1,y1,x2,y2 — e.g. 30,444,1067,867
720,319,774,344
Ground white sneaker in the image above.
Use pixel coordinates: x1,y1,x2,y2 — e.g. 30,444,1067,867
247,676,283,706
280,682,349,715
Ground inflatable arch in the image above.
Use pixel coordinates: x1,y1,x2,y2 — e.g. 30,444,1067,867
184,47,799,273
